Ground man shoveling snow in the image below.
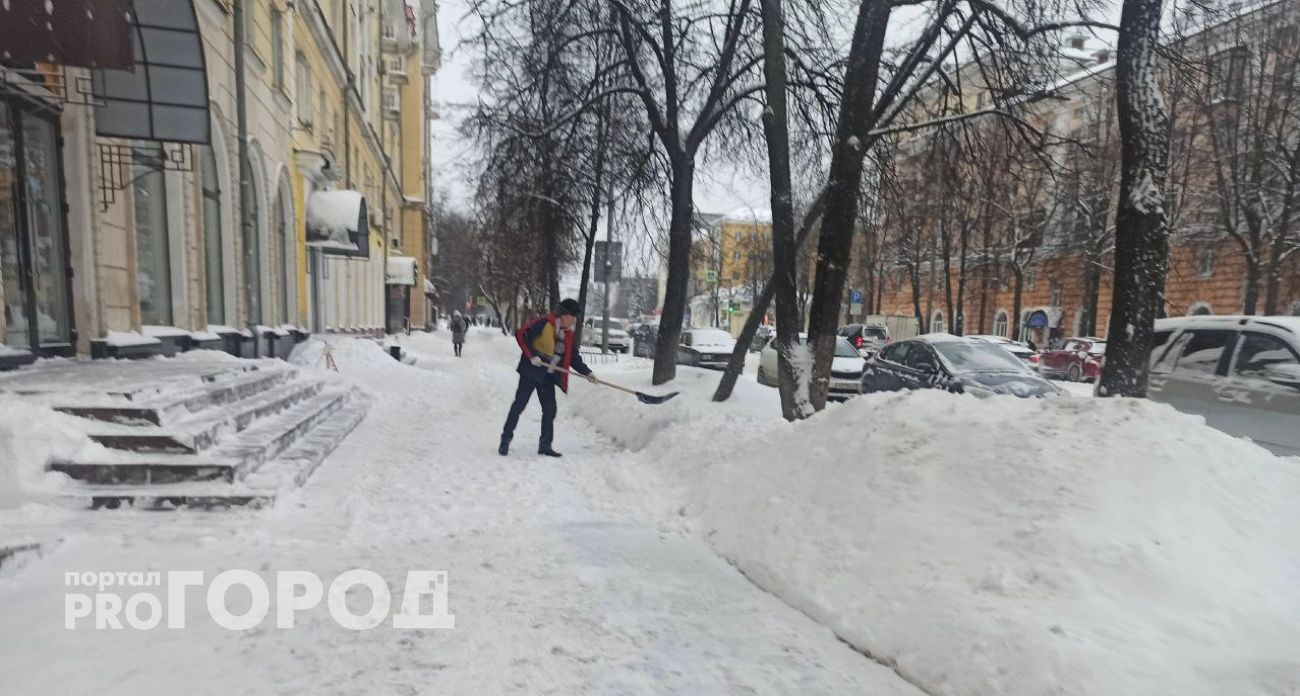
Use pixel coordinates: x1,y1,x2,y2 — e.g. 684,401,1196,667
499,298,597,457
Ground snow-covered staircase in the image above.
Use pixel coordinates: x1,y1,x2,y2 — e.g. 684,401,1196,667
0,357,370,509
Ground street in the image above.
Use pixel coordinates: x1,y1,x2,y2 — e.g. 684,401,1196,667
0,330,920,696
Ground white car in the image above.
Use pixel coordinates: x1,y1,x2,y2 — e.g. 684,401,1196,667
1148,315,1300,456
676,328,737,369
582,318,630,353
757,334,866,401
968,335,1041,370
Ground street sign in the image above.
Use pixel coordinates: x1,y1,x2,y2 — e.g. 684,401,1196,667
850,289,863,304
705,270,718,283
594,241,623,283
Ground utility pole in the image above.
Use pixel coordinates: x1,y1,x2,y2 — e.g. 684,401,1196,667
601,190,614,354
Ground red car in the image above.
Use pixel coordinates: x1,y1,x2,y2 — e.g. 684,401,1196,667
1038,337,1106,382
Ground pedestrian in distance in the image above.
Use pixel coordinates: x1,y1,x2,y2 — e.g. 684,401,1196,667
499,298,597,458
450,310,468,357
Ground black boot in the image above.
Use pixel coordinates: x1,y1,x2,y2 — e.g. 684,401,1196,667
538,447,562,458
498,438,510,456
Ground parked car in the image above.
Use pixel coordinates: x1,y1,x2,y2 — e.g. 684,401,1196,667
1038,337,1106,382
631,323,658,358
861,334,1059,398
757,334,865,401
1147,315,1300,456
968,334,1041,370
582,317,630,353
838,324,891,357
677,328,737,370
750,325,775,352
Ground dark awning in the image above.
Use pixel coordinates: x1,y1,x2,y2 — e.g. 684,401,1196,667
91,0,210,144
0,0,133,70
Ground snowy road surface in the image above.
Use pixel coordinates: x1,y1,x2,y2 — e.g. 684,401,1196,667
0,329,921,696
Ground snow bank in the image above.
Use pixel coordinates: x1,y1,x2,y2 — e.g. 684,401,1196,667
574,371,1300,696
0,398,105,507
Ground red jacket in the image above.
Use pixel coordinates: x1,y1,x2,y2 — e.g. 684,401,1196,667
515,314,591,392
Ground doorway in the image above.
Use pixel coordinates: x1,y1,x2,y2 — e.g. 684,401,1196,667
0,97,75,357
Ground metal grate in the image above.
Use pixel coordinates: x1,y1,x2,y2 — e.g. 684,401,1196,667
96,141,195,212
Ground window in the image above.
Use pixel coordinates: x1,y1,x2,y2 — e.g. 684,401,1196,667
295,53,313,126
1171,329,1234,376
881,342,910,363
201,143,225,323
1210,46,1249,102
1289,301,1300,316
132,143,173,325
1149,329,1174,369
1232,333,1299,378
1188,301,1213,316
1195,248,1214,278
272,10,286,90
993,311,1009,338
1050,285,1062,307
931,311,945,334
904,345,939,371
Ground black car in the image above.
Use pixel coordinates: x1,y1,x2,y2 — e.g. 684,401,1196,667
630,324,659,358
861,335,1059,398
839,324,890,357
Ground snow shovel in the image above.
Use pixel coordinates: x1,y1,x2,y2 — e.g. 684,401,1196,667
550,365,680,405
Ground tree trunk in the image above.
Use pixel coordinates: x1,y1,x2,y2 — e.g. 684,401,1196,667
652,161,696,385
1011,268,1025,342
1263,252,1283,315
757,0,809,419
1083,257,1102,336
802,0,891,411
1242,260,1261,315
712,192,827,402
1098,0,1171,398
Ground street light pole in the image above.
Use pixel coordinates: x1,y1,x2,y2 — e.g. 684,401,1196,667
601,190,614,354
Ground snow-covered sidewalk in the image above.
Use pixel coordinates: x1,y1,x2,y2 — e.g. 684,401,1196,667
0,329,920,695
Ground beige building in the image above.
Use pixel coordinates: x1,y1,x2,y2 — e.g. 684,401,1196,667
0,0,439,369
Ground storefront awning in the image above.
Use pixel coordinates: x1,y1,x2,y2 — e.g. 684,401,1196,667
307,189,369,257
0,0,133,69
1024,307,1063,329
386,256,418,286
91,0,210,144
423,278,437,297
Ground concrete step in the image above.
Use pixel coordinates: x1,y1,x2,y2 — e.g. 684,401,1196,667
83,378,324,454
59,390,369,509
53,366,296,426
51,387,358,488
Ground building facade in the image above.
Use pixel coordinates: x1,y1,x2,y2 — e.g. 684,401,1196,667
0,0,439,369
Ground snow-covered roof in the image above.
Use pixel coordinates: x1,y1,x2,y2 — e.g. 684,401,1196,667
718,206,773,225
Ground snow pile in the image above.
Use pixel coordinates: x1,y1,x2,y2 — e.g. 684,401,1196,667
0,398,104,507
575,376,1300,696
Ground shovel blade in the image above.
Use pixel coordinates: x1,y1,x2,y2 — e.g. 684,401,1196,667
635,390,680,405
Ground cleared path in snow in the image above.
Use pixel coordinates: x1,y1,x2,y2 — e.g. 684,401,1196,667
0,328,921,696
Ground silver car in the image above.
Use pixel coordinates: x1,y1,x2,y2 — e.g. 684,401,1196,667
1148,316,1300,456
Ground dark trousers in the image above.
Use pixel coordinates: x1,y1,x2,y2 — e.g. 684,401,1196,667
501,377,557,449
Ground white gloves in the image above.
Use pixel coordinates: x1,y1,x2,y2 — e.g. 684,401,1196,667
585,373,598,384
529,356,544,367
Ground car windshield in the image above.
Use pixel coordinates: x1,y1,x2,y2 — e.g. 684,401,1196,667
690,329,733,345
592,320,625,332
1087,342,1106,354
864,327,888,339
834,337,859,358
933,341,1030,373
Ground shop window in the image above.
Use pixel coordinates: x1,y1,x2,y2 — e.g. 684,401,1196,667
132,143,173,326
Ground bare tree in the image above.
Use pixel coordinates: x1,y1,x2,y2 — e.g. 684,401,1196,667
1098,0,1173,398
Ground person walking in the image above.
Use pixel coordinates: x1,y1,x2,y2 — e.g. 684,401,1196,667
450,310,468,357
499,299,597,458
